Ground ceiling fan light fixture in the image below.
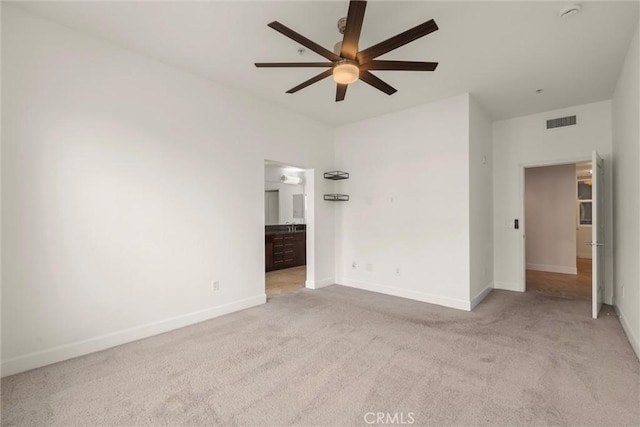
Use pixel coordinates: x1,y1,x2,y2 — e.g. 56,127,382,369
332,60,359,84
256,1,440,101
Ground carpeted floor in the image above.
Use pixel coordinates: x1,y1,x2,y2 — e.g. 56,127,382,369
1,286,638,426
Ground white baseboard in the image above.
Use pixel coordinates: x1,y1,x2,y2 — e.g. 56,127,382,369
1,294,266,378
526,263,577,275
470,283,493,310
336,277,471,311
615,305,640,362
305,278,334,289
493,281,524,292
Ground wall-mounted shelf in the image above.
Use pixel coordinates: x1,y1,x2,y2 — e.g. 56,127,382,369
324,171,349,180
324,194,349,202
324,171,349,201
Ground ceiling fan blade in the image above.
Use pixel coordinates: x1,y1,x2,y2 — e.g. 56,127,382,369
357,19,439,64
255,62,334,68
268,21,342,62
360,60,438,71
336,83,348,102
340,1,367,60
359,71,397,95
286,69,334,94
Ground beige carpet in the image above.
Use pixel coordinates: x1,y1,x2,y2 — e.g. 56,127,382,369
1,286,638,426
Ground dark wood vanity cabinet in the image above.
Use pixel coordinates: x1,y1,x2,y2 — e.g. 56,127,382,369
265,232,306,272
265,240,274,271
294,234,306,266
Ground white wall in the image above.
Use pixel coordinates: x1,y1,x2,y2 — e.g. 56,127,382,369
334,94,473,310
493,100,614,303
264,191,279,225
525,165,577,275
469,96,493,307
612,23,639,358
1,6,335,376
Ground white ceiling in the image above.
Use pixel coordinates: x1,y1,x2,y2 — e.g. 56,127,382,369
12,1,639,126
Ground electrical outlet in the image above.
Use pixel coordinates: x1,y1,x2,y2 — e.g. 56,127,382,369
366,263,373,272
352,261,357,269
212,280,220,291
395,268,400,276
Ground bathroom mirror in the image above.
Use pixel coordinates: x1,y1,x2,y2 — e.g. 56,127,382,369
264,160,306,224
293,194,304,219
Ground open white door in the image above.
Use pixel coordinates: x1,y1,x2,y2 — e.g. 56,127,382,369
591,151,604,319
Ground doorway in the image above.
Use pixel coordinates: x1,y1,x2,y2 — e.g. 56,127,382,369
524,162,593,300
264,160,308,299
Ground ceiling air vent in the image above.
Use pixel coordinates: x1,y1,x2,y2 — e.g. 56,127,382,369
546,115,577,129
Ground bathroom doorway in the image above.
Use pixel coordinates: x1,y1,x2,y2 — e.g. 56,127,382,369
264,160,308,299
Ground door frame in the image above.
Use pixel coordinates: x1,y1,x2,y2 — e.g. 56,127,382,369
518,156,591,293
591,151,604,318
263,160,315,292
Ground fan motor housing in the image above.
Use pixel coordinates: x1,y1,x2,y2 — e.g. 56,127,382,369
337,17,348,34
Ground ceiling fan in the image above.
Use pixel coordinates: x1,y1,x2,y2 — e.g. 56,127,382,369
255,0,439,102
